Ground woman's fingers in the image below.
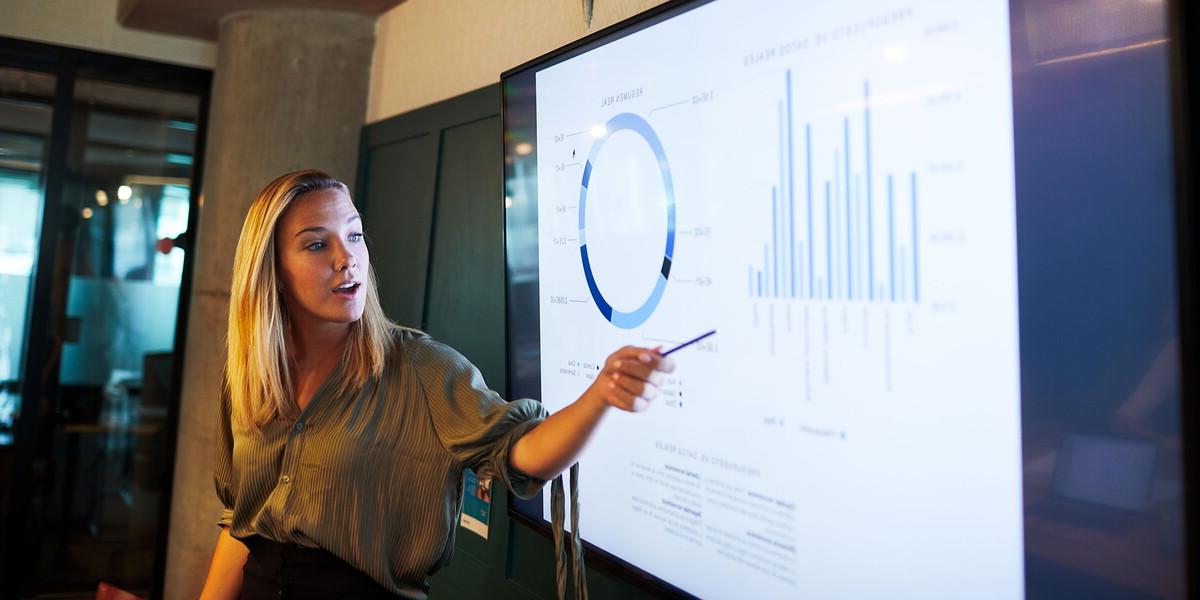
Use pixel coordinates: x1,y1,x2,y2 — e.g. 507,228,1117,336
607,358,655,384
598,363,655,412
600,345,676,410
606,346,676,381
602,377,646,411
596,345,677,412
640,346,676,374
611,369,658,401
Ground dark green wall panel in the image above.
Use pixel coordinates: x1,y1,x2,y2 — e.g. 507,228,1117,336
424,115,506,389
360,133,437,328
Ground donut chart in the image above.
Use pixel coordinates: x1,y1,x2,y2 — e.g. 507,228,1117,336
577,112,676,329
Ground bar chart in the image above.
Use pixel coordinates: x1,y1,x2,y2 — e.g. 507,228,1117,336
749,74,919,304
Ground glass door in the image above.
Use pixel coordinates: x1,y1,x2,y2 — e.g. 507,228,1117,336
30,76,200,594
0,40,210,599
0,64,56,526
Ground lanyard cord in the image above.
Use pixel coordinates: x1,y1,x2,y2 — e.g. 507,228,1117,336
551,462,588,600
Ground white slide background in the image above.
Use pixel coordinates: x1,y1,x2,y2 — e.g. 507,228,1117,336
533,1,1024,597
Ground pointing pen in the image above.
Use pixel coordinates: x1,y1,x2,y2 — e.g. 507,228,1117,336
659,329,717,356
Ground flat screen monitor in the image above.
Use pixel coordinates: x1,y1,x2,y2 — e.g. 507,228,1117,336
502,1,1192,597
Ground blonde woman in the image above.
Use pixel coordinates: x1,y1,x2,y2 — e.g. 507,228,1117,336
199,170,672,599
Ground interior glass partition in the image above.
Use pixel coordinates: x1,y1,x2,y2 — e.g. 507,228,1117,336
0,39,210,599
28,77,200,593
0,66,54,448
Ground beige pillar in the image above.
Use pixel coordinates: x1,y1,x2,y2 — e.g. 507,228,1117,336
164,10,374,598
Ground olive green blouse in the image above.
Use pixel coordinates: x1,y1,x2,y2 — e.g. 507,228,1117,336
214,327,548,598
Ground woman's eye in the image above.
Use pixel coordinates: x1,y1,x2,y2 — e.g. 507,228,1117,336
306,241,325,251
349,233,364,242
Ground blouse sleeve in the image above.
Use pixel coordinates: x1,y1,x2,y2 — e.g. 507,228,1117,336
409,337,550,499
214,380,236,528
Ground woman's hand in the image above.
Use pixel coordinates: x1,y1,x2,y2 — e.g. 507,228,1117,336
509,345,678,480
585,345,676,413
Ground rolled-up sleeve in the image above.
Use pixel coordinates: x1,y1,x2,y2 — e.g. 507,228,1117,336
410,338,550,499
214,382,236,528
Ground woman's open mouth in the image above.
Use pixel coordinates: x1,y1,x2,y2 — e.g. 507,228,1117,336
332,281,361,297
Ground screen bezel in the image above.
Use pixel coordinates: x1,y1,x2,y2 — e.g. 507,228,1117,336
1166,0,1200,596
500,1,1200,596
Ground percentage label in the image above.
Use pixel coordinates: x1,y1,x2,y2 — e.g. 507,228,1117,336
550,296,569,304
929,160,964,174
692,91,715,104
929,231,966,244
931,300,958,313
926,91,963,105
925,20,959,37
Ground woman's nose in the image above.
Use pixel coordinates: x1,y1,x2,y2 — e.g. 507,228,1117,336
333,242,357,271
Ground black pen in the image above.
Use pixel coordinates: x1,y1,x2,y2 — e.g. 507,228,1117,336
659,329,717,356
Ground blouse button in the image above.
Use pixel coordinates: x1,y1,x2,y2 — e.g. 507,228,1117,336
281,475,291,484
294,422,304,432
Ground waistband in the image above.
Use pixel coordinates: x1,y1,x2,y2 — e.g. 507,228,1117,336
239,535,406,599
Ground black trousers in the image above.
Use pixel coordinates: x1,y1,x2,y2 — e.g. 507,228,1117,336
239,536,403,599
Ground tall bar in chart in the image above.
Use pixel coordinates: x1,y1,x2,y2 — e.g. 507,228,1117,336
750,72,921,305
867,81,874,302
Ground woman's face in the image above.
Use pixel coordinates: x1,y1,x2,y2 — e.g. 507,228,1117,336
275,188,369,328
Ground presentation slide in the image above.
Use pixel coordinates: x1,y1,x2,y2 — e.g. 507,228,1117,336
533,1,1024,597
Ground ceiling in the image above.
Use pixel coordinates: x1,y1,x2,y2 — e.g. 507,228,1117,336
117,0,406,41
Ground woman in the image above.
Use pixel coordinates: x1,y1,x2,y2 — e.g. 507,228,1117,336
199,170,672,599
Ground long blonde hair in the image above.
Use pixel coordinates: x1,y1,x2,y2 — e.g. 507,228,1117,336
226,169,396,431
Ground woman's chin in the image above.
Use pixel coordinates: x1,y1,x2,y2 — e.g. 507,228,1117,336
318,307,365,325
339,310,365,324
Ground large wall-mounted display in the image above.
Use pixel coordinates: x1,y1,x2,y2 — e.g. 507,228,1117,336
503,0,1190,597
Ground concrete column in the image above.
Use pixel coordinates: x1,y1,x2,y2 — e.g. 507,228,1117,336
164,10,374,598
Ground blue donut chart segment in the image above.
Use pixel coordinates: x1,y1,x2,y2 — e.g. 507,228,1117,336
577,112,676,329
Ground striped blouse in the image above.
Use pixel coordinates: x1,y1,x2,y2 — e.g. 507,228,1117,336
214,327,548,598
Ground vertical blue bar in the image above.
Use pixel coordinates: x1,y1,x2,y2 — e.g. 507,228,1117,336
825,180,832,299
772,187,779,297
787,70,797,299
758,271,763,297
833,151,840,300
864,81,874,301
798,244,805,301
912,171,919,303
844,117,852,301
855,174,863,302
777,101,785,299
888,174,895,302
806,124,814,299
764,245,769,299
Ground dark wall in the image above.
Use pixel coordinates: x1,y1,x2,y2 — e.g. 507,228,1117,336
357,84,658,600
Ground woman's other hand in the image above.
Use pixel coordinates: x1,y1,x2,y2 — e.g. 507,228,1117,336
586,345,676,412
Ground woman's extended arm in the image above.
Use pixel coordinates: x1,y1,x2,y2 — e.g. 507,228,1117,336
198,528,249,600
509,345,674,480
